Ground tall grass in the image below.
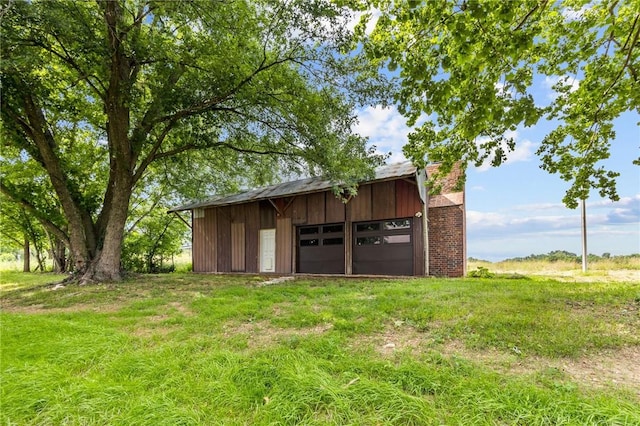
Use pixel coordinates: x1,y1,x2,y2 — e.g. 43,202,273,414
469,257,640,273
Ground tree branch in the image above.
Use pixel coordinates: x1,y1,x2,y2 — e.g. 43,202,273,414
0,229,25,247
603,14,639,98
49,32,107,98
153,55,300,127
130,65,186,161
131,53,301,182
123,1,154,34
613,14,640,85
19,91,97,258
132,118,179,185
513,0,548,31
212,141,293,157
0,182,71,248
127,194,165,233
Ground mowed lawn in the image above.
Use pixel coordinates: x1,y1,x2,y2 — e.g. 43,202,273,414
1,273,639,425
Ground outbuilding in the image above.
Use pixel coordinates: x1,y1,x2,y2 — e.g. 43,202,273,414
170,162,466,277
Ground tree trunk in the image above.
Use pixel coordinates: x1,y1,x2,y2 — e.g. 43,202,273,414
23,236,30,273
34,242,45,272
80,176,132,283
49,234,67,273
74,0,135,284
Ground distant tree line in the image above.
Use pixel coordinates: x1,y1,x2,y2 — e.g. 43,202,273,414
470,251,640,263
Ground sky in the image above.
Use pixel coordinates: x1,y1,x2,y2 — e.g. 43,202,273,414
354,98,640,262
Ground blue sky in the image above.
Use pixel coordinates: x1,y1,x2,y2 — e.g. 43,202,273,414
355,99,640,262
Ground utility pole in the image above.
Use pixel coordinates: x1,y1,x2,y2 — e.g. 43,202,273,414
581,198,587,272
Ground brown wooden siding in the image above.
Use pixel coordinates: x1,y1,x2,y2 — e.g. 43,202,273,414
306,192,325,224
325,192,345,223
344,218,353,274
205,209,218,272
372,181,396,220
259,201,275,229
273,197,291,217
276,217,292,273
290,196,307,225
231,222,245,272
216,206,232,272
192,215,205,272
348,184,372,222
193,209,217,272
230,204,244,223
395,179,422,217
245,202,260,272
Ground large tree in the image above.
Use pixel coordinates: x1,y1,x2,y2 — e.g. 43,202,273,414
1,0,386,282
358,0,639,205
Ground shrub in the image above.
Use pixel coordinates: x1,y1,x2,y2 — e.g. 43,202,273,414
468,266,495,278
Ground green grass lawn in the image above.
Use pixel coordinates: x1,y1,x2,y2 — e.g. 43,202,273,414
1,273,639,425
0,271,67,294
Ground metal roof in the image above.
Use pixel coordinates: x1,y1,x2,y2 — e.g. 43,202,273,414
169,161,419,212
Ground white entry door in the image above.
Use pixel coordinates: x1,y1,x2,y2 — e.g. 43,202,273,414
259,229,276,272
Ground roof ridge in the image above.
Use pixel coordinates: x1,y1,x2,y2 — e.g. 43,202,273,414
169,161,418,212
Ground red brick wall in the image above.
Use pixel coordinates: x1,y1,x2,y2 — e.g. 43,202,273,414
426,162,464,194
428,205,466,277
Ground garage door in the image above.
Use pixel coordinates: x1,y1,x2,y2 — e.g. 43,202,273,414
297,223,345,274
353,218,413,275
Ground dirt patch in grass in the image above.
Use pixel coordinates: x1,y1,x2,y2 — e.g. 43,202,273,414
127,302,194,337
270,302,294,317
349,322,438,356
440,339,640,397
353,322,639,397
130,324,177,338
166,301,194,316
559,346,640,393
222,320,333,349
0,302,122,314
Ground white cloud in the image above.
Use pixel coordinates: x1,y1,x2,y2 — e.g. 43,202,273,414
543,76,580,100
494,81,515,99
356,105,412,162
466,210,507,228
466,193,640,260
468,196,639,238
468,223,639,261
467,209,583,237
475,130,537,172
507,195,640,214
588,194,640,209
346,9,380,36
562,5,591,21
511,202,566,212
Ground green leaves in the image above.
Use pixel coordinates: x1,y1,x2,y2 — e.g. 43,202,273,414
359,0,639,206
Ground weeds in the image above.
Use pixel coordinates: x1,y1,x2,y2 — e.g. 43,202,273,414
467,266,495,278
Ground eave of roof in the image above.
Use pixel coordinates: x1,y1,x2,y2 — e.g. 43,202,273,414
169,161,419,212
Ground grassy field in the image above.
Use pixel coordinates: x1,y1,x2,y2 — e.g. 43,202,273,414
468,258,640,283
1,272,639,425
